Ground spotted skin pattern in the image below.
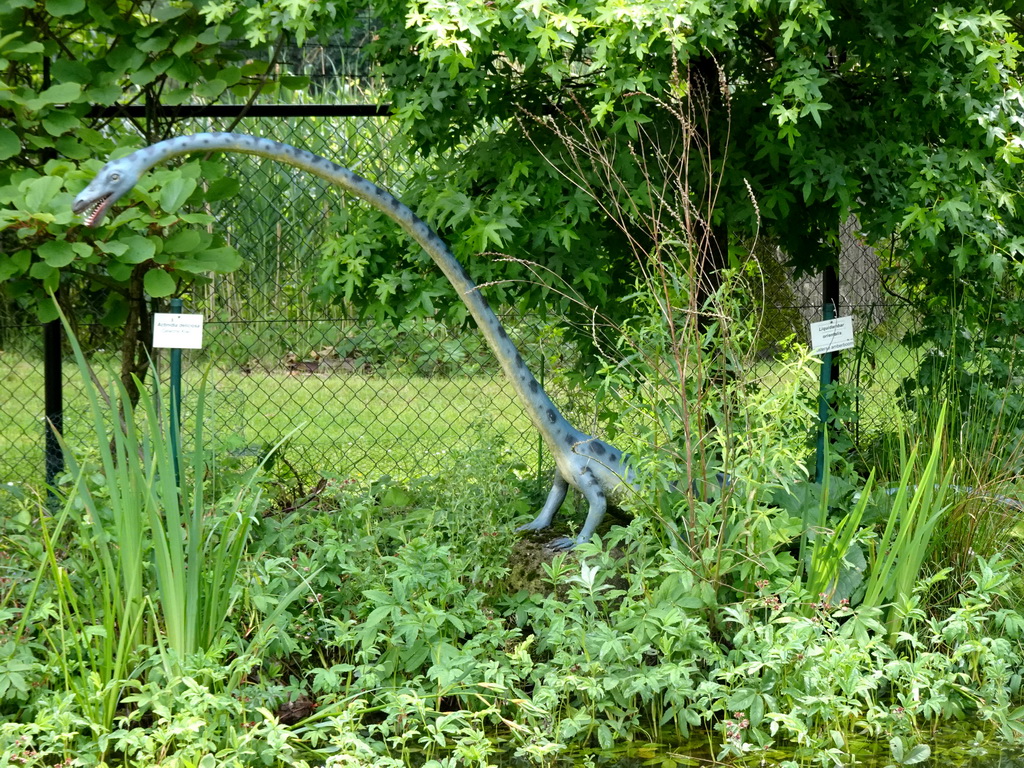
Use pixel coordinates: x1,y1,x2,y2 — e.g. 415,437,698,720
72,132,631,549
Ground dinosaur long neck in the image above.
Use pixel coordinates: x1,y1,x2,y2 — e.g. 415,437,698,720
136,132,576,445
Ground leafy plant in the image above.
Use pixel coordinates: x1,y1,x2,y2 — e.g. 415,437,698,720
11,302,288,743
861,404,955,640
0,1,305,403
887,736,931,767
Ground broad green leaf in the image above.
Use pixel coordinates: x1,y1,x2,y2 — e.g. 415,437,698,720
36,81,82,105
88,83,124,106
278,75,310,90
107,261,133,281
99,240,129,257
37,301,59,323
177,246,243,273
204,177,241,202
163,228,203,253
0,128,19,160
45,0,85,16
172,35,199,56
101,299,129,326
38,240,76,267
725,689,756,712
144,269,177,297
151,3,187,21
890,737,905,763
106,44,145,73
903,745,931,765
117,235,157,264
194,79,226,99
29,261,55,279
159,177,197,213
218,66,241,86
137,35,172,53
0,251,29,280
166,58,202,83
41,110,80,136
55,135,91,159
22,176,63,211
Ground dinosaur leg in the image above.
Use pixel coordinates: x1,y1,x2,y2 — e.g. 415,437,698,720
516,472,569,532
547,468,607,551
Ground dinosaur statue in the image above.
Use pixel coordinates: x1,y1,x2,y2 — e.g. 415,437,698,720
72,132,631,549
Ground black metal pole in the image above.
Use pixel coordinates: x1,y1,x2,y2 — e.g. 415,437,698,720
43,312,64,494
814,265,841,483
823,265,840,387
41,56,64,497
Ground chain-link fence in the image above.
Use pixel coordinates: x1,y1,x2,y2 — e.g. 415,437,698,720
169,110,594,487
749,217,920,439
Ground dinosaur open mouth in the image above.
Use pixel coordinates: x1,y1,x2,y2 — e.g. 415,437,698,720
73,194,112,227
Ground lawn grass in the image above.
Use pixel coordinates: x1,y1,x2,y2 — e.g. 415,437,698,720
0,355,547,495
0,337,921,499
194,365,544,485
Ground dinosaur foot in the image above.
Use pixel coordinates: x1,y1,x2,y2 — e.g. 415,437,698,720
515,520,549,533
545,536,578,552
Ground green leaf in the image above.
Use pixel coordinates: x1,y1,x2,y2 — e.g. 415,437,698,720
55,136,91,159
38,240,76,267
107,261,133,281
278,75,310,90
0,128,20,160
725,689,756,712
890,737,905,763
204,177,241,202
903,745,931,765
32,81,82,108
0,250,29,280
99,240,129,257
163,229,202,253
194,79,227,99
144,269,177,297
177,246,243,274
172,35,199,56
117,235,157,264
45,0,84,16
151,3,187,21
159,177,197,213
22,176,64,211
37,300,59,323
41,110,81,136
29,261,55,279
166,58,202,83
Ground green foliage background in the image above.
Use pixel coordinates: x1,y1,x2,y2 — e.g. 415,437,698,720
201,0,1024,368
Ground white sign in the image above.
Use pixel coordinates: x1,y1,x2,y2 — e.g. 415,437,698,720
810,316,855,354
153,313,204,349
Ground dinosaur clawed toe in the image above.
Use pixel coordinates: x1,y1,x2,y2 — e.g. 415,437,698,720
545,536,578,552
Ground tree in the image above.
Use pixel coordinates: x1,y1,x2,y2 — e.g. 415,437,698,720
0,0,297,401
215,0,1024,392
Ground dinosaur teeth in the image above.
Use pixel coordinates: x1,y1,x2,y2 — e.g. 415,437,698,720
79,195,111,227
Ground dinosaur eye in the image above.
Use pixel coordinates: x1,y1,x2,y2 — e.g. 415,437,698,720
110,173,121,181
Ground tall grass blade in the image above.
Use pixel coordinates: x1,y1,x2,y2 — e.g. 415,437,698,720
861,402,954,639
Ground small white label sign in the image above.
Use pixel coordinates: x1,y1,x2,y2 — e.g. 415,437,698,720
153,313,204,349
810,316,855,354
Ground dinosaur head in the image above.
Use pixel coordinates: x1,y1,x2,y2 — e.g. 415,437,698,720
71,156,141,227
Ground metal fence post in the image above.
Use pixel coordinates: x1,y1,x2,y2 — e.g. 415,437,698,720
41,57,64,500
815,265,840,483
43,317,63,497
